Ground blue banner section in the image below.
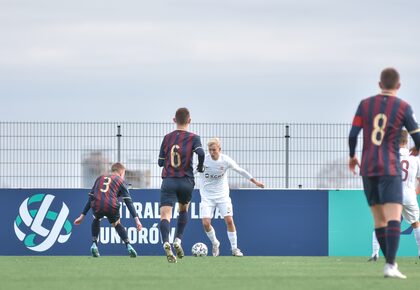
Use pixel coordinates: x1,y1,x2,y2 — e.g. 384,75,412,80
0,189,328,256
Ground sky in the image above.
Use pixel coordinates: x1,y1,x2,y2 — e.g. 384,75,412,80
1,0,420,123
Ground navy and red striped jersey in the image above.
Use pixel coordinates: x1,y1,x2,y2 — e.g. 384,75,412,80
88,174,132,215
349,94,420,176
158,130,204,178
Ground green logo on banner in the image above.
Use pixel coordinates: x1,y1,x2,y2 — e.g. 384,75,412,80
14,194,72,252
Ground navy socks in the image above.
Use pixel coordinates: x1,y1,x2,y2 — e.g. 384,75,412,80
160,219,170,243
115,223,130,244
375,227,387,259
385,220,401,265
176,211,188,240
91,218,100,244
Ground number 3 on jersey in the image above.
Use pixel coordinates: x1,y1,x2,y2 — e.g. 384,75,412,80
100,177,112,193
371,113,388,146
170,145,181,168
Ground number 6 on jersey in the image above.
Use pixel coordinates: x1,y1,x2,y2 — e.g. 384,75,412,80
170,145,181,168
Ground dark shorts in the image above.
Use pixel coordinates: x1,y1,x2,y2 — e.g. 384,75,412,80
160,177,195,207
93,210,121,224
362,175,403,206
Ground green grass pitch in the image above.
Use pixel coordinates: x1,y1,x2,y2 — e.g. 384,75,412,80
1,256,420,290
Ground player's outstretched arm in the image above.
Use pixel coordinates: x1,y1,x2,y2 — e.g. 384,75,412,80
250,178,265,188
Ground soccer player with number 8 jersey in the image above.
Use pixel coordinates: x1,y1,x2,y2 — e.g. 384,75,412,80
158,108,205,263
348,68,420,279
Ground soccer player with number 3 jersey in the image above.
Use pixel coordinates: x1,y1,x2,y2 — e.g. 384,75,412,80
74,163,142,258
349,68,420,279
369,130,420,261
158,108,205,263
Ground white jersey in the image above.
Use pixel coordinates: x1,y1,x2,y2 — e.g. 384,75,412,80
400,148,420,205
199,153,253,200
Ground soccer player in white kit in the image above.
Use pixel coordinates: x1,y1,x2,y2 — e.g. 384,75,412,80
369,130,420,261
199,138,265,257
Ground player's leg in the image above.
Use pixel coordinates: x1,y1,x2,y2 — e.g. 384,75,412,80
383,202,403,264
370,205,387,260
219,201,242,257
173,202,190,258
380,176,406,279
110,217,137,258
160,205,176,262
224,216,243,257
369,230,380,261
173,177,194,259
160,178,177,263
411,221,420,258
382,202,405,278
90,213,102,257
363,177,387,260
201,200,219,256
402,204,420,258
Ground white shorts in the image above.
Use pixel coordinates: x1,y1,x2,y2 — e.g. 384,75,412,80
200,197,233,218
402,204,420,225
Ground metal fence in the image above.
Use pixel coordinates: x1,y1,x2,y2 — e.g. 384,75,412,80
0,122,363,189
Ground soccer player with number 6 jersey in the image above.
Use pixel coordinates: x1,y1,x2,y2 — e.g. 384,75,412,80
349,68,420,279
158,108,205,263
369,130,420,261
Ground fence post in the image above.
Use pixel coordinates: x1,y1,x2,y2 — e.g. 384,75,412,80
117,125,122,162
285,125,290,188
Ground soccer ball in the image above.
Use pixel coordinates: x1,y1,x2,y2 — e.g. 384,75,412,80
191,242,208,257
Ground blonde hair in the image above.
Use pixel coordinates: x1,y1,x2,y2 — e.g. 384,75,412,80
207,138,221,148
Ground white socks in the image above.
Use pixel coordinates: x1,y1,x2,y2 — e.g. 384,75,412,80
206,227,239,250
228,231,238,250
206,227,219,245
372,230,380,257
413,227,420,255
